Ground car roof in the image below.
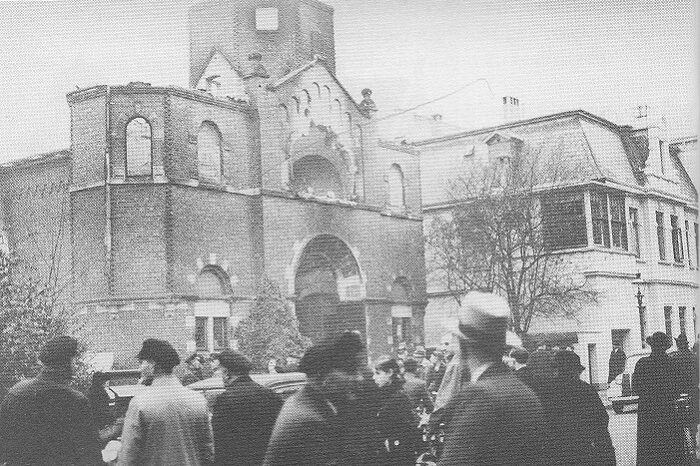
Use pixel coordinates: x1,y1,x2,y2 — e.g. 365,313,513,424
187,372,306,390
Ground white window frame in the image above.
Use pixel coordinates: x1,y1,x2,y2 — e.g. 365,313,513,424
193,301,230,353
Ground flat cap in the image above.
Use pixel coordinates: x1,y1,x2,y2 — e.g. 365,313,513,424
216,350,253,375
39,336,79,366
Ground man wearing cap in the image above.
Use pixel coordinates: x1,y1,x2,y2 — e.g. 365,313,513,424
0,336,103,466
117,339,213,466
263,331,366,466
437,292,545,466
211,350,283,465
633,331,684,465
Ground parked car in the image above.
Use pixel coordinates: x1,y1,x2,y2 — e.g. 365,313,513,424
107,370,307,414
607,351,650,414
187,371,307,409
99,371,306,464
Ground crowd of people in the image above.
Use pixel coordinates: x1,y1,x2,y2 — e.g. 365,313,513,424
0,291,697,465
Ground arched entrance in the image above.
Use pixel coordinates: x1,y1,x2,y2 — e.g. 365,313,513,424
294,235,365,343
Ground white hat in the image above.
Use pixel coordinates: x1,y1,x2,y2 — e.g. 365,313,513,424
506,331,522,348
449,291,510,345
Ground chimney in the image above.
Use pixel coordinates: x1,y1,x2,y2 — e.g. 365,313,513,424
632,104,669,177
502,96,521,122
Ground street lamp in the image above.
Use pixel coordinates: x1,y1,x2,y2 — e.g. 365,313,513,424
632,272,646,347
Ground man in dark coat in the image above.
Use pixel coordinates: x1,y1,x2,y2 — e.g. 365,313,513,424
539,350,615,465
0,336,103,466
608,345,626,383
263,331,366,466
211,350,283,465
633,331,684,466
670,333,699,441
438,292,545,466
402,358,434,413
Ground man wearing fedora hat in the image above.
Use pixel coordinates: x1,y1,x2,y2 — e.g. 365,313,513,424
0,335,103,466
633,331,684,465
537,350,615,465
437,292,545,466
117,339,213,466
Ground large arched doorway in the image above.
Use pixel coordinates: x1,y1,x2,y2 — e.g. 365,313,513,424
294,235,365,343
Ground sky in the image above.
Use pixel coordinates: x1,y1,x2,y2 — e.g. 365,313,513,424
0,0,696,162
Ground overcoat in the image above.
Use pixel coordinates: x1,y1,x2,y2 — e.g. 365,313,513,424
438,362,545,466
632,352,684,466
376,383,419,465
537,376,616,465
262,384,342,466
0,368,103,466
403,372,434,413
670,348,699,427
211,374,283,466
117,374,214,466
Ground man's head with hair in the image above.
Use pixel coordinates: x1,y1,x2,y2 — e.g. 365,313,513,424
185,353,204,366
136,339,181,376
39,336,79,369
510,347,529,365
299,331,365,403
403,358,419,373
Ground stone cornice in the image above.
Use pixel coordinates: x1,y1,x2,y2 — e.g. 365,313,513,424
300,0,334,13
260,189,423,221
378,140,420,156
67,84,253,113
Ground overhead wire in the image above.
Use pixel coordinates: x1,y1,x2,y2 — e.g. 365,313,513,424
258,77,495,180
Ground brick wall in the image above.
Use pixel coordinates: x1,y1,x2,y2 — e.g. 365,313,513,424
168,185,259,298
1,157,73,301
110,184,168,297
69,92,107,187
189,0,335,86
70,188,108,303
166,93,257,188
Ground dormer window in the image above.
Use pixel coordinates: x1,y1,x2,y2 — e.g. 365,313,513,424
256,8,279,31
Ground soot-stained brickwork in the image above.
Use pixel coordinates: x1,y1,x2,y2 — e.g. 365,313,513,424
0,0,426,366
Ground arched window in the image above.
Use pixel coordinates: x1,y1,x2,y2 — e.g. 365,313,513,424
312,82,321,98
197,122,222,183
126,117,152,176
388,163,405,207
291,96,300,114
279,104,290,123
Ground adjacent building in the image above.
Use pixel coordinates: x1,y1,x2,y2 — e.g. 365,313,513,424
417,109,698,387
0,0,427,365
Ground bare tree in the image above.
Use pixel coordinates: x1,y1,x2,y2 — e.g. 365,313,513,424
425,142,596,336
